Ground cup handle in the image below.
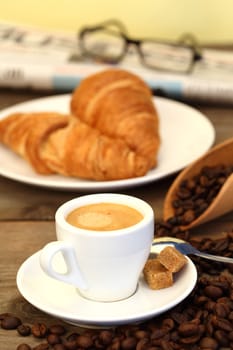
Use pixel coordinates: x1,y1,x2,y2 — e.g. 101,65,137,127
39,241,87,289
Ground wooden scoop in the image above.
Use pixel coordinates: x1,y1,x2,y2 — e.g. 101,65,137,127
163,137,233,230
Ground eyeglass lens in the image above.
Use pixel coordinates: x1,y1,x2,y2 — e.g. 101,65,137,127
81,29,126,62
80,26,195,73
140,41,194,72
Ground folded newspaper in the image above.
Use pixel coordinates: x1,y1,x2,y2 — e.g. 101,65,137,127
1,21,233,104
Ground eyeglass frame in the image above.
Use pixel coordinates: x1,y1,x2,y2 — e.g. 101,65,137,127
78,19,203,74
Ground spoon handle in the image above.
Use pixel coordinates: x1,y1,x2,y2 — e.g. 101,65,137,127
152,239,233,264
190,250,233,264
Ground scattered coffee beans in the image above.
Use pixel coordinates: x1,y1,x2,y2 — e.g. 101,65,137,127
2,230,233,349
166,164,233,227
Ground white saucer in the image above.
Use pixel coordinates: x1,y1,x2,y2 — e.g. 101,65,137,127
0,94,215,191
16,244,197,328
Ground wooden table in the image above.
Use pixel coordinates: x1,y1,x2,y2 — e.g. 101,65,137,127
0,89,233,349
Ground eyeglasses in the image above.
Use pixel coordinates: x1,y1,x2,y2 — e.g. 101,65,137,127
78,19,202,74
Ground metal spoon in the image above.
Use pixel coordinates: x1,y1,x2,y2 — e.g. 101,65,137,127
152,236,233,264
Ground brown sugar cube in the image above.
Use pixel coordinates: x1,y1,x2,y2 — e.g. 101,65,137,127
143,259,173,290
158,246,187,273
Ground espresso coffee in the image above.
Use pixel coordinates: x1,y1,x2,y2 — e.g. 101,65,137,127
66,202,144,231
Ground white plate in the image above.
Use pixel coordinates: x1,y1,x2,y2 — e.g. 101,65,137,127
16,244,197,328
0,95,215,191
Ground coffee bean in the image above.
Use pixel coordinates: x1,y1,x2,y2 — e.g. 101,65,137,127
180,333,201,344
53,345,66,350
204,285,223,299
213,279,229,290
199,336,218,350
31,323,48,338
17,324,31,336
199,174,210,187
161,318,175,331
169,311,189,324
120,337,137,350
110,339,121,350
214,302,229,318
49,324,66,335
177,187,191,199
16,344,31,350
214,329,229,346
206,319,214,336
62,339,78,350
194,295,209,306
134,338,149,350
47,333,61,345
215,317,233,332
98,330,113,345
151,328,168,340
65,332,79,342
178,322,199,337
1,316,22,329
76,334,93,348
182,209,195,224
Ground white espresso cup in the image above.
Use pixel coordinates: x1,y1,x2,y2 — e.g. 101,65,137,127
39,193,154,302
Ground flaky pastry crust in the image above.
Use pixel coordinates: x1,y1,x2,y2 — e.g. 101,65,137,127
0,69,160,180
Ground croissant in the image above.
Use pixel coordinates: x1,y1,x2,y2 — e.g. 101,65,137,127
0,112,150,180
45,118,151,180
0,69,160,180
71,69,160,168
0,112,69,174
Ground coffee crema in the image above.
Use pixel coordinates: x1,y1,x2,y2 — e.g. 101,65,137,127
66,202,144,231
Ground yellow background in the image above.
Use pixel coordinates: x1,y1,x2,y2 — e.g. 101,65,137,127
1,0,233,43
